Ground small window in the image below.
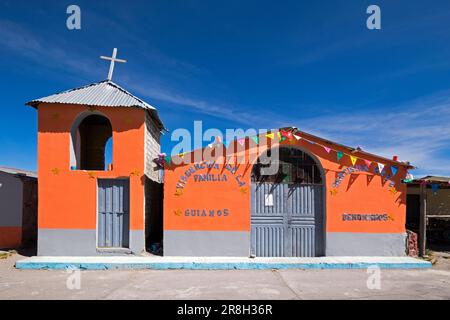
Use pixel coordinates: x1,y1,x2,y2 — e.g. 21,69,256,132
252,147,322,185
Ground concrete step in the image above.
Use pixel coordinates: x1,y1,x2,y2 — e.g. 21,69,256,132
15,256,432,270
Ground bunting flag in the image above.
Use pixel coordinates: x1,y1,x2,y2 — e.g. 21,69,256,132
323,146,331,153
237,138,245,146
277,132,282,140
337,151,344,162
164,156,171,166
251,136,259,145
281,130,293,140
280,136,287,142
364,159,372,167
403,172,413,183
350,155,358,166
293,134,301,140
377,163,385,174
391,166,398,176
266,133,275,139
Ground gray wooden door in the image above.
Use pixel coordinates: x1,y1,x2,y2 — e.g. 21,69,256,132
97,179,130,248
251,183,323,257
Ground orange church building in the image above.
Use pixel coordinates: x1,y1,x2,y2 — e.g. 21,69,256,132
27,80,164,256
162,129,413,257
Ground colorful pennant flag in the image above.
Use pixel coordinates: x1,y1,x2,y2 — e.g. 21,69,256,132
164,156,171,166
266,133,274,139
377,163,385,174
364,159,372,167
281,130,293,139
293,134,301,140
323,146,331,153
350,155,358,166
337,151,344,162
391,166,398,176
251,136,259,145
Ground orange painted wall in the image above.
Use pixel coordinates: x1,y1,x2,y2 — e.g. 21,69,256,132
164,137,407,234
37,104,146,231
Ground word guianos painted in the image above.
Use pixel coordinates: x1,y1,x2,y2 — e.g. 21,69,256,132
185,209,230,217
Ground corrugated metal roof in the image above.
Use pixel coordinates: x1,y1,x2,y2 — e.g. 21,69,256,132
0,167,37,179
418,176,450,183
26,80,165,130
26,80,154,109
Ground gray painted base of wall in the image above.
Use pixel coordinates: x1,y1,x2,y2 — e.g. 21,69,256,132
164,231,406,257
326,232,407,256
164,230,250,257
38,229,406,257
38,229,145,256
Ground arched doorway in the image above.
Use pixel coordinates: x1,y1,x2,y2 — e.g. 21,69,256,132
70,113,113,171
251,146,325,257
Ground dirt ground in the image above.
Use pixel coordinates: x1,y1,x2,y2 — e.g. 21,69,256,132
0,250,449,300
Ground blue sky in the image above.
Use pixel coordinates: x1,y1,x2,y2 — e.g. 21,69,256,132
1,0,450,176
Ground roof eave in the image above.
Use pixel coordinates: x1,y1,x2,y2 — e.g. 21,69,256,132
281,126,415,169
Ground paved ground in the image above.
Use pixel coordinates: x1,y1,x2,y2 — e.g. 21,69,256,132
1,252,450,300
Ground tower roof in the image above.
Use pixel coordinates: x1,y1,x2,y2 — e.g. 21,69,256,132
26,80,165,130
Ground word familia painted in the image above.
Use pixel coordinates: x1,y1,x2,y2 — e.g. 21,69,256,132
175,162,246,191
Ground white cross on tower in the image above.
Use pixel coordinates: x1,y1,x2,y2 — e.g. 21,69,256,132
100,48,127,81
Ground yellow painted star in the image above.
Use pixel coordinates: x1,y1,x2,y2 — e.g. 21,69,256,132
174,209,182,216
389,187,397,194
130,169,141,176
240,187,248,194
51,168,60,175
329,189,338,196
175,188,183,196
125,116,133,124
87,172,96,179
